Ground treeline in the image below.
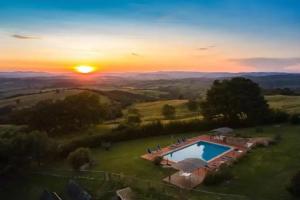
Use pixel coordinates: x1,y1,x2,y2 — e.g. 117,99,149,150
58,110,293,157
263,88,299,96
7,92,123,134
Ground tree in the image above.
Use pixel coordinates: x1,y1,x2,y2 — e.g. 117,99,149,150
162,104,176,119
126,108,141,125
287,171,300,197
12,92,106,134
290,114,300,125
186,99,199,112
67,148,91,170
127,115,141,125
0,130,56,176
27,131,57,166
200,77,270,124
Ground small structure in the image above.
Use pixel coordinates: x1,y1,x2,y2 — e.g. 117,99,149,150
172,158,207,173
116,187,134,200
164,158,207,189
210,127,234,136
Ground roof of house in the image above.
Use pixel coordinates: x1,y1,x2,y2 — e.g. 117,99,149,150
40,190,62,200
171,158,207,173
116,187,134,200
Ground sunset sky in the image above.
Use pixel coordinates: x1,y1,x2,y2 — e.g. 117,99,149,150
0,0,299,73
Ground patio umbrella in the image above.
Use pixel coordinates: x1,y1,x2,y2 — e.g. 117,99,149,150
171,158,207,173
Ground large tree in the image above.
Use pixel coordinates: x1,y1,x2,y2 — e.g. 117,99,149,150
200,77,269,124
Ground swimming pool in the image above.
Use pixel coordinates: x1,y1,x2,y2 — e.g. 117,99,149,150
163,141,232,162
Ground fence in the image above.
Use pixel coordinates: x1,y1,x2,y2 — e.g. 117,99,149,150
33,168,251,200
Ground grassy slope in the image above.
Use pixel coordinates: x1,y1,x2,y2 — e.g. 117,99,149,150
125,99,200,121
0,89,110,109
123,95,300,123
266,95,300,114
4,124,300,200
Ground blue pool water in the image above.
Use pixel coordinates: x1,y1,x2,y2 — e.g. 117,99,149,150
163,141,231,162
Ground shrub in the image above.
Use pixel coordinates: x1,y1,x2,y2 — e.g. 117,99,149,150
290,114,300,125
265,109,289,124
101,141,112,151
126,115,141,125
270,133,282,145
203,166,233,186
162,104,176,119
67,147,91,170
186,99,199,111
287,171,300,197
153,156,163,166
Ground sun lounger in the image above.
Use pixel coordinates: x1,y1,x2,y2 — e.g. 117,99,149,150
157,144,161,151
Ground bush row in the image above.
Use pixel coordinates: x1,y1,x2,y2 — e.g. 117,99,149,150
58,109,293,157
59,120,223,156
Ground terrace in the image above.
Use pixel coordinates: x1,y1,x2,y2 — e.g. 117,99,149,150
141,131,255,189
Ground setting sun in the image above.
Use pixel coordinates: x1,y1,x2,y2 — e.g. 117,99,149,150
75,65,96,74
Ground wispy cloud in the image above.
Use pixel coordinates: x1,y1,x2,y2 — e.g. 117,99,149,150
230,57,300,71
11,34,40,40
131,52,141,57
197,45,215,51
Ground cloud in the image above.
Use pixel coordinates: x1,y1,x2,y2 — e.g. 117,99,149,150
197,45,215,51
131,52,141,57
11,34,40,40
230,57,300,71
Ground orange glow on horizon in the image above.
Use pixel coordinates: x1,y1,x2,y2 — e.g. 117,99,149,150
74,65,96,74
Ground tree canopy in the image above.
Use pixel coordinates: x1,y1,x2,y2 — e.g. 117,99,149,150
67,147,91,170
162,104,176,119
12,92,106,134
0,129,56,176
200,77,270,124
186,99,199,112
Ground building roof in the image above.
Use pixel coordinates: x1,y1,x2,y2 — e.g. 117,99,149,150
171,158,207,173
116,187,134,200
40,190,62,200
210,127,234,135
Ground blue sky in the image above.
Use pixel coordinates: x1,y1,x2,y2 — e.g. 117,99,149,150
0,0,299,72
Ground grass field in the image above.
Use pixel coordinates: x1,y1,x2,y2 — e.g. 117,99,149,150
124,99,200,121
3,124,300,200
0,89,110,109
266,95,300,114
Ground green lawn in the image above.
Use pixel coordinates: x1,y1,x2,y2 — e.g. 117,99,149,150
89,124,300,200
3,124,300,200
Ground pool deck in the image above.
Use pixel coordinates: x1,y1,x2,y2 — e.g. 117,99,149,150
141,134,248,189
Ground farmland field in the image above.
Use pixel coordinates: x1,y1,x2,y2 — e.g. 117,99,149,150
124,99,200,122
266,95,300,113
